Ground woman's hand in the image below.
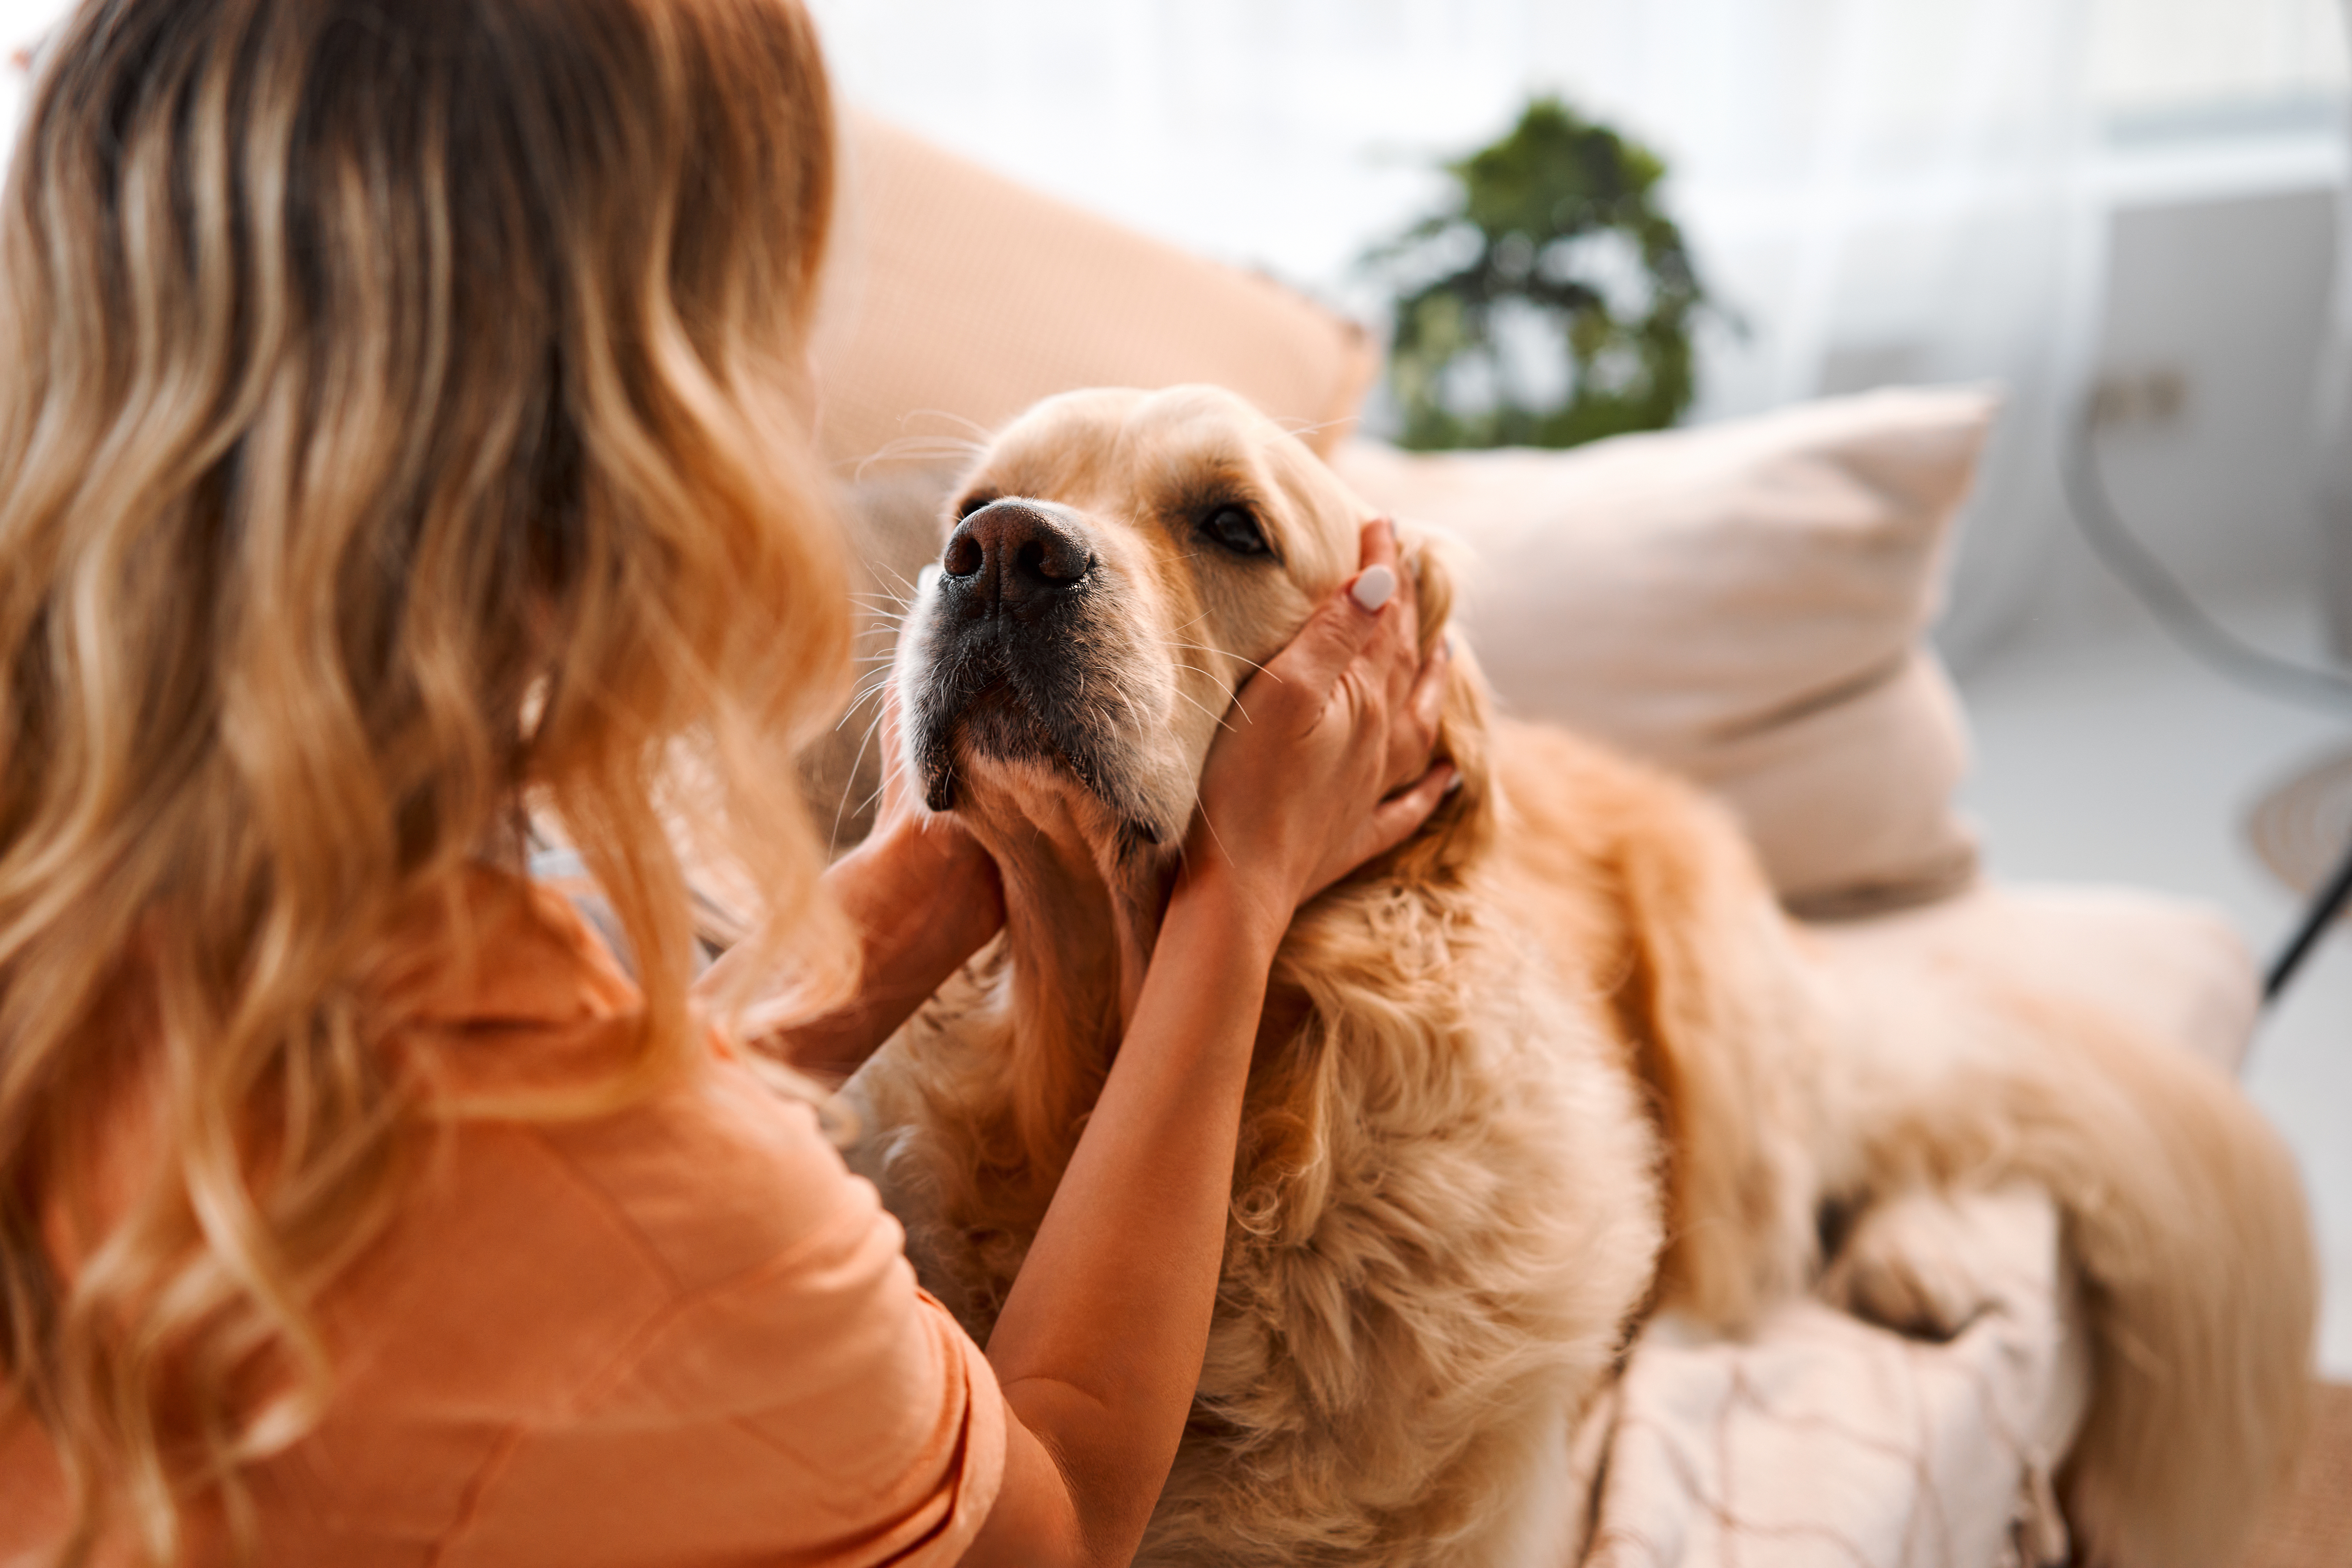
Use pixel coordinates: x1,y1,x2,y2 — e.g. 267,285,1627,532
704,688,1004,1082
1180,518,1453,945
857,681,1007,935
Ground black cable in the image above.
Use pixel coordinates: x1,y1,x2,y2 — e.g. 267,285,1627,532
2265,837,2352,1002
2060,398,2352,1006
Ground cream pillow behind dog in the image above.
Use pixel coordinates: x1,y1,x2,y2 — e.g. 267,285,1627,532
1331,387,1998,915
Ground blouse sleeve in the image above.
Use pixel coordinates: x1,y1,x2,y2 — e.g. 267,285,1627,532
427,1062,1008,1568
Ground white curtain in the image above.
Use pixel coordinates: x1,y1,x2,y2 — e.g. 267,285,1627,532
0,0,2337,662
808,0,2348,665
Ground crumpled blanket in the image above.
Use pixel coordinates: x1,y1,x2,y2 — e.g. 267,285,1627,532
1570,1186,2090,1568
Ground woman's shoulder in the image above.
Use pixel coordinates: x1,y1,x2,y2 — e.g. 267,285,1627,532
276,880,1003,1562
358,865,893,1352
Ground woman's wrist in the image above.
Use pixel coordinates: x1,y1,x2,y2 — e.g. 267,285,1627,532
1163,857,1290,973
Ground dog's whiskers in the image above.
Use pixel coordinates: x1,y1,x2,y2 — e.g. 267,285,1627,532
872,560,933,603
833,672,897,732
1158,638,1274,680
848,775,889,827
1113,686,1146,736
848,431,988,483
896,409,996,444
829,701,891,855
1168,682,1238,735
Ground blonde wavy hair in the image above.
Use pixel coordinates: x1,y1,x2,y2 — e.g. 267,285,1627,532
0,0,852,1559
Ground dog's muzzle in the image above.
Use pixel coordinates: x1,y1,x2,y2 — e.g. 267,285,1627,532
906,499,1154,831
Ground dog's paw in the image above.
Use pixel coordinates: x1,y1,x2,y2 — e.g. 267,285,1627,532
1818,1187,2010,1341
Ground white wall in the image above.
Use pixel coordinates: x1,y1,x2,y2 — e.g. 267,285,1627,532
2032,189,2339,637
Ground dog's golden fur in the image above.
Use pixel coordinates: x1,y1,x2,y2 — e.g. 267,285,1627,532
856,386,2316,1568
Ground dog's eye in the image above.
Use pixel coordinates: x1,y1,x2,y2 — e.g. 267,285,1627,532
954,493,997,522
1202,505,1271,558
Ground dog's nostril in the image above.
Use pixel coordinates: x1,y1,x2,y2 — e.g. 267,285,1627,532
1016,538,1089,585
949,499,1093,619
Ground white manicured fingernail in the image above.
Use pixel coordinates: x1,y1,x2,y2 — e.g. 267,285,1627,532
1351,564,1396,613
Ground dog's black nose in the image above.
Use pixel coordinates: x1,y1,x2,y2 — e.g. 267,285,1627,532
941,500,1092,624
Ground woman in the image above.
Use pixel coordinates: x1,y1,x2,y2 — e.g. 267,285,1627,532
0,0,1448,1564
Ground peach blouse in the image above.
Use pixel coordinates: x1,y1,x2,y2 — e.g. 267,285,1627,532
0,876,1004,1567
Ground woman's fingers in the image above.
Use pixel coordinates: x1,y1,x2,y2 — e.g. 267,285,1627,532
1372,763,1458,849
1256,552,1396,724
1375,529,1426,690
1303,762,1457,900
1415,639,1449,728
1189,516,1457,914
1388,636,1450,785
1244,520,1417,756
1351,523,1422,708
1322,517,1447,813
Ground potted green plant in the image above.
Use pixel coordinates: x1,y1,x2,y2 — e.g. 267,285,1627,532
1368,97,1720,450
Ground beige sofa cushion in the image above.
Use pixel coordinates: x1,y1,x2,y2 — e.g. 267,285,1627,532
1330,387,1999,914
806,112,1379,471
1802,881,2261,1074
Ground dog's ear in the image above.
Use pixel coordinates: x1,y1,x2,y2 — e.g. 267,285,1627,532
1383,523,1496,883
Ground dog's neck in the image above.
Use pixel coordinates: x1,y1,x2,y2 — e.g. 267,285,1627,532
998,804,1164,1029
954,768,1177,1179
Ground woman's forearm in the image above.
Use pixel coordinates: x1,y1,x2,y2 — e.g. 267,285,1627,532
972,869,1283,1566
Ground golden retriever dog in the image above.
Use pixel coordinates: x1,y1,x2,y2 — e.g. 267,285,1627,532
851,385,2316,1568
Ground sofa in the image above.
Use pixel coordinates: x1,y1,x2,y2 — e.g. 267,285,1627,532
800,110,2265,1567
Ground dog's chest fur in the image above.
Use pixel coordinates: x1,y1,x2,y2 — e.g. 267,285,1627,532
852,868,1664,1568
